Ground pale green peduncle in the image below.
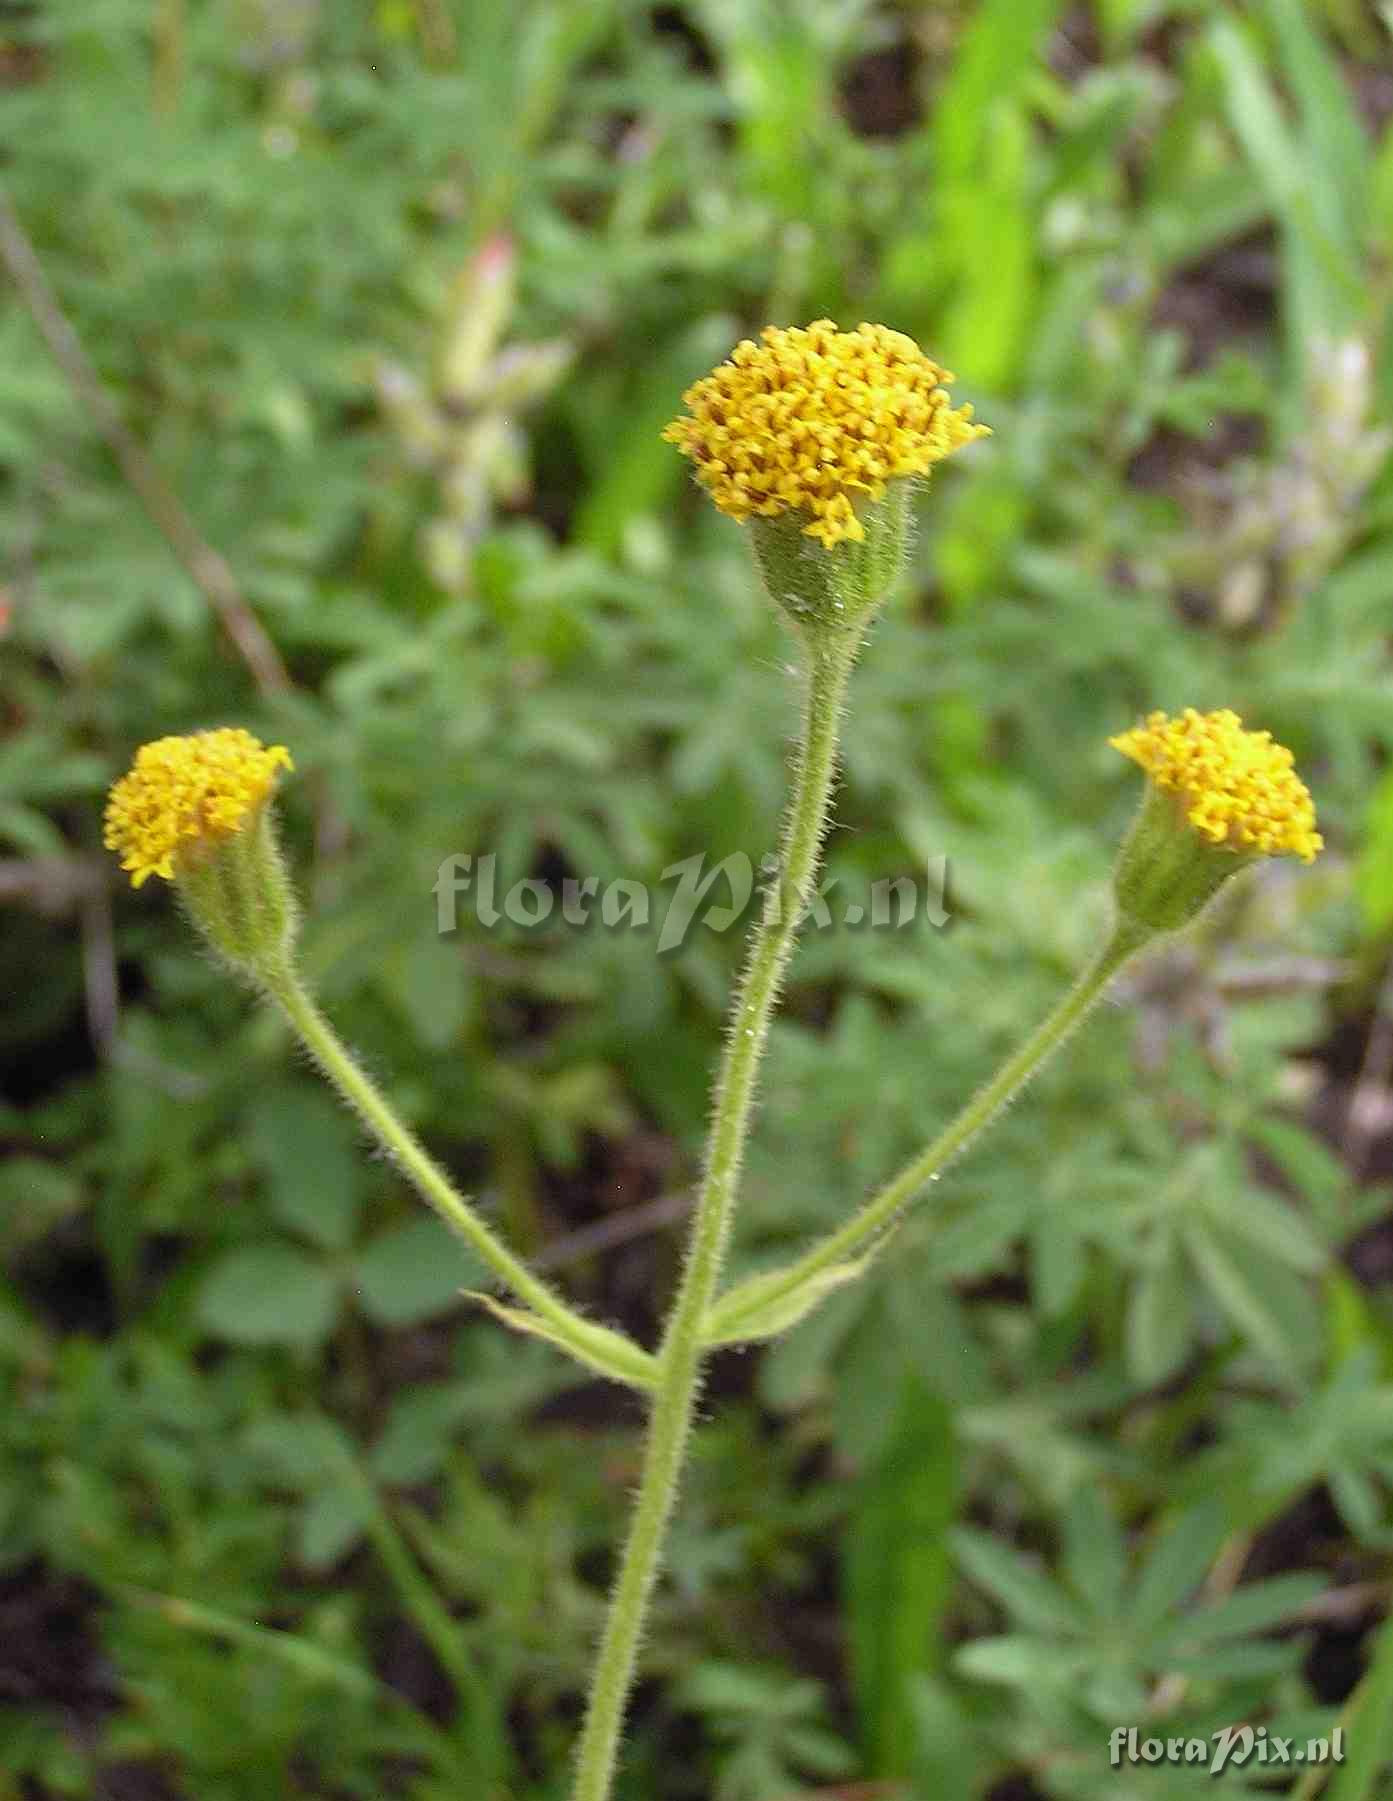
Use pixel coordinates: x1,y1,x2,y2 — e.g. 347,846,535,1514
571,627,859,1801
262,961,657,1393
706,915,1153,1345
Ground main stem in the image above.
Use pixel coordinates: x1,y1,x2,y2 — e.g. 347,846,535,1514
571,631,857,1801
710,916,1152,1342
262,964,655,1392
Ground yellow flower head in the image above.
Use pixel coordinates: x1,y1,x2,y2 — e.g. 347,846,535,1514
662,320,988,547
105,728,293,888
1110,709,1321,864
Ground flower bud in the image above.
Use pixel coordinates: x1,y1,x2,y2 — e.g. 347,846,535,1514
104,728,297,977
439,232,515,406
1109,708,1321,936
663,319,987,631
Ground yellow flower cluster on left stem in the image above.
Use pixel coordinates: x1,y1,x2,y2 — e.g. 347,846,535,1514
104,728,293,888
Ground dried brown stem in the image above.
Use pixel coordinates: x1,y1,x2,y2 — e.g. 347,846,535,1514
532,1189,694,1272
0,180,290,695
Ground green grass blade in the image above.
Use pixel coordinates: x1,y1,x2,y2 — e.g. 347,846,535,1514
1317,1611,1393,1801
846,1382,959,1778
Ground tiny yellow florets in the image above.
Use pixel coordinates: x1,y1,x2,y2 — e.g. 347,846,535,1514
1110,708,1321,864
662,319,988,547
105,728,293,888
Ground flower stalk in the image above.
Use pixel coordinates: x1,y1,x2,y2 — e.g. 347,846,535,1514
103,725,656,1394
571,627,858,1801
569,318,990,1801
707,706,1324,1347
705,915,1151,1346
103,322,1328,1801
258,957,659,1393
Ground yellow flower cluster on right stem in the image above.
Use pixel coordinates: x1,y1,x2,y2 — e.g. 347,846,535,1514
1110,708,1322,864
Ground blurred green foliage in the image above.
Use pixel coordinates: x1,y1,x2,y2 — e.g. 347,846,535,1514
3,0,1393,1796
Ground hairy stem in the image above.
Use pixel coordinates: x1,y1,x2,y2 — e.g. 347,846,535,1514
708,918,1152,1344
571,632,858,1801
262,963,657,1392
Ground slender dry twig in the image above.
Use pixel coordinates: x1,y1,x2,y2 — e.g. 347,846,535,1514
80,884,119,1056
1286,1579,1388,1627
0,854,106,911
0,179,291,694
1345,948,1393,1176
151,0,186,116
1148,1530,1253,1717
787,1788,906,1801
532,1189,694,1272
413,0,457,65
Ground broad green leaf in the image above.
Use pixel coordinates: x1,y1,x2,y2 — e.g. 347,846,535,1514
834,1298,908,1468
114,1585,388,1702
1211,14,1363,373
352,1216,483,1327
1061,1485,1128,1619
908,1677,986,1798
371,1382,478,1486
757,1283,865,1415
297,1483,373,1571
954,1634,1083,1689
1210,1178,1326,1276
1183,1225,1312,1376
196,1244,339,1348
0,1275,47,1367
1329,1463,1383,1541
1162,1638,1305,1681
1128,1235,1194,1385
949,1527,1087,1637
1260,0,1368,255
1356,767,1393,935
1130,1504,1228,1637
0,1157,83,1255
1158,1571,1325,1652
247,1085,366,1252
1325,1268,1393,1381
1248,1116,1349,1213
572,314,738,555
377,934,474,1051
704,4,829,217
1209,19,1308,208
882,0,1060,381
243,1411,353,1489
935,100,1035,390
931,0,1062,182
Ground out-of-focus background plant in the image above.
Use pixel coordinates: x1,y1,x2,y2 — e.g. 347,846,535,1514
3,2,1393,1797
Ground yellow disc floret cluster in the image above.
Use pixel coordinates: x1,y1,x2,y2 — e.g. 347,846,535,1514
1110,708,1321,864
662,320,988,547
105,728,293,888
